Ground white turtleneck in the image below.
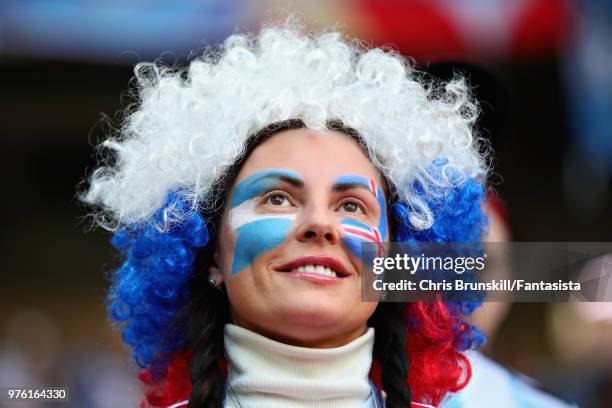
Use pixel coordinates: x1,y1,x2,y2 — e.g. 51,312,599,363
223,323,376,408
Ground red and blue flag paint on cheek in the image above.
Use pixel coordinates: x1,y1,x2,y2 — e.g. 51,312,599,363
340,218,385,258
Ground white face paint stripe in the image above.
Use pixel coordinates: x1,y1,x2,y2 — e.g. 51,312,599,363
228,197,296,230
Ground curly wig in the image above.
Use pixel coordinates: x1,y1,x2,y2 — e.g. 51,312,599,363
81,21,489,407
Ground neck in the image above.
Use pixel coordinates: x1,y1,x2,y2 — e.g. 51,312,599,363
223,323,375,408
229,317,369,348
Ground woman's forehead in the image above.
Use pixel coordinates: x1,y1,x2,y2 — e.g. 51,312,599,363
234,128,385,188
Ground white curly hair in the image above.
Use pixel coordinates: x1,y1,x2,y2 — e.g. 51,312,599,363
81,22,488,231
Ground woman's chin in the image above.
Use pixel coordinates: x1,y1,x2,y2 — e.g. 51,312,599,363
282,303,346,326
265,311,361,348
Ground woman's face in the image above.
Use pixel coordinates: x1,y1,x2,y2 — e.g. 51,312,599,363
210,128,388,347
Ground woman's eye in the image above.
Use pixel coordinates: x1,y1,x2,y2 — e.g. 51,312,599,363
338,201,364,214
265,193,290,206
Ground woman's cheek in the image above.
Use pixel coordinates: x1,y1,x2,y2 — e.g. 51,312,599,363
230,218,293,274
339,218,385,263
227,198,296,274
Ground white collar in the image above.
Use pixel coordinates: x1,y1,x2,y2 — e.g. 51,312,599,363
223,323,375,408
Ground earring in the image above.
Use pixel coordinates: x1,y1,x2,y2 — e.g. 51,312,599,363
209,278,216,287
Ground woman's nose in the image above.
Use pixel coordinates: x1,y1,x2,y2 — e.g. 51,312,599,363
295,206,340,245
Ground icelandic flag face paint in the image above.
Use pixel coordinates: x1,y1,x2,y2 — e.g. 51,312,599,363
333,175,388,261
341,219,385,258
367,178,388,242
333,175,387,240
228,169,301,275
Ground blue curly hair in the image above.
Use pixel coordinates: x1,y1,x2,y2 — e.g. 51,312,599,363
107,192,209,368
393,158,488,351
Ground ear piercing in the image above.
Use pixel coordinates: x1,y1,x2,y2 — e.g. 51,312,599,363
209,277,225,291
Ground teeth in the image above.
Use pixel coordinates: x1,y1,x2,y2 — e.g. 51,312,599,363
289,264,338,277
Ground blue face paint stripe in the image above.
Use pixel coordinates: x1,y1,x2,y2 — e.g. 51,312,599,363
230,169,302,208
332,174,372,190
230,218,293,274
342,235,382,290
341,236,376,267
342,235,364,259
376,185,388,240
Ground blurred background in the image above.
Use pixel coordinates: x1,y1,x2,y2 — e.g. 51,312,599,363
1,0,611,407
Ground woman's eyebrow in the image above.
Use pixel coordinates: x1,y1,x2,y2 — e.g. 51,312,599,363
331,175,377,197
230,169,303,208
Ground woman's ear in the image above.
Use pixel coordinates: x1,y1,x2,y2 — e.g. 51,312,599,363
208,250,225,289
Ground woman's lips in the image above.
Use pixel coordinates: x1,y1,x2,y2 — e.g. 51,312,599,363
276,255,352,279
280,270,345,284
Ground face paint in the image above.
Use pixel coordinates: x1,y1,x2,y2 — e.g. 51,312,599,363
228,169,302,274
230,169,303,208
230,218,294,274
340,219,385,261
332,175,387,261
334,175,387,288
333,175,388,240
